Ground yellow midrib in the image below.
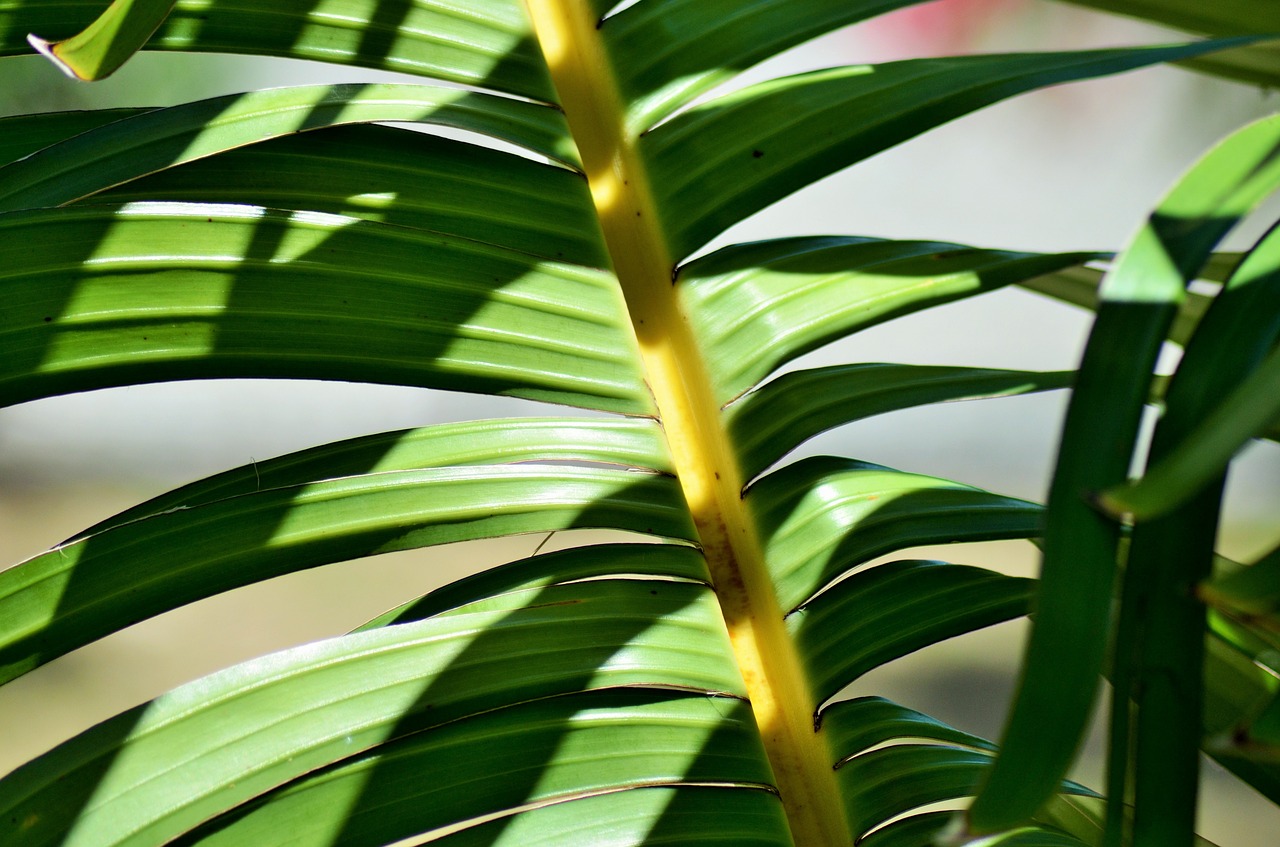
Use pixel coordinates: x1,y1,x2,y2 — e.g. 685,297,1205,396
521,2,852,844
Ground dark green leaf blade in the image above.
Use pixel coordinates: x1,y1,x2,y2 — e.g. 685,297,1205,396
790,560,1034,707
646,41,1248,258
964,112,1280,837
1058,0,1280,87
0,83,576,213
604,0,920,130
428,785,792,847
729,363,1073,481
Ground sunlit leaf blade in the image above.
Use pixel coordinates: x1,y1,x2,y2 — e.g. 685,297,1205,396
359,543,711,631
604,0,920,130
172,690,773,847
0,465,693,684
747,457,1042,613
426,785,792,847
729,364,1074,481
1059,0,1280,87
27,0,175,81
93,125,609,267
0,578,747,847
679,236,1094,405
86,418,672,535
646,42,1243,258
0,83,575,214
967,112,1280,836
790,560,1033,706
0,0,556,100
0,202,651,413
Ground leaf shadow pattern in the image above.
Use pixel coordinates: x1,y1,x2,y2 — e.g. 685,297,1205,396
164,555,774,846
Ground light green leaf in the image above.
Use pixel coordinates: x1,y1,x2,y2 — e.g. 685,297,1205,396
85,418,672,535
93,125,610,267
679,236,1094,405
0,202,650,413
0,464,693,683
747,457,1042,613
1,578,746,847
0,0,556,100
27,0,175,81
171,690,775,847
426,786,792,847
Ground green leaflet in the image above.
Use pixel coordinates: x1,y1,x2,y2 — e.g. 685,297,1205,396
790,560,1034,706
27,0,176,81
425,786,791,847
603,0,922,130
0,0,557,101
0,83,576,213
729,363,1074,481
966,112,1280,837
1100,343,1280,520
838,744,1099,838
821,699,1102,845
1058,0,1280,87
0,579,747,847
94,125,611,268
0,109,152,167
84,418,671,534
3,0,1276,844
169,690,774,847
645,42,1248,258
0,464,693,684
0,203,650,413
748,457,1042,613
358,544,712,630
679,236,1094,405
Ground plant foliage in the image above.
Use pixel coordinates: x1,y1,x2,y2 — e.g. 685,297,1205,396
1,1,1278,845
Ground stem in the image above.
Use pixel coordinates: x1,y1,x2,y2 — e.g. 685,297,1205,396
522,3,852,843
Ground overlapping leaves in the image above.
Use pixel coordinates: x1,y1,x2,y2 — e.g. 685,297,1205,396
1,0,1276,845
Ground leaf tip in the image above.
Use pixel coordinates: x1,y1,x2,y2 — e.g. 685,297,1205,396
26,33,88,81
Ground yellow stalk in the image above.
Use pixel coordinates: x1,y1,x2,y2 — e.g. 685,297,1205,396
522,2,852,843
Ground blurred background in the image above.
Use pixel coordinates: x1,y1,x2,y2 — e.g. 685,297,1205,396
2,0,1278,841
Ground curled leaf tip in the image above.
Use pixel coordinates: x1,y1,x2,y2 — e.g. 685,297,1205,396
26,34,85,81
